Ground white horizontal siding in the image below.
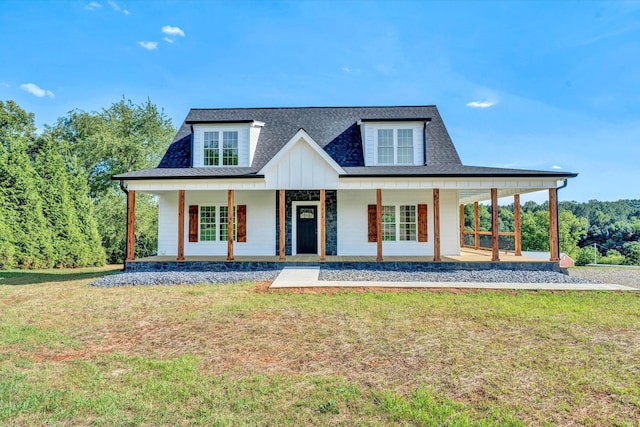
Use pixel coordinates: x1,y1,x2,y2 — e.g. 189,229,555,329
439,190,459,255
337,189,459,256
364,126,374,166
249,125,261,167
157,192,178,256
157,190,275,257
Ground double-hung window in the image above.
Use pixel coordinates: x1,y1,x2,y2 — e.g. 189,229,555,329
199,205,236,241
203,131,239,166
381,205,417,241
376,128,414,165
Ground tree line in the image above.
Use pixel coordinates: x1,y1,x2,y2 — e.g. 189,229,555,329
0,98,174,268
463,199,640,266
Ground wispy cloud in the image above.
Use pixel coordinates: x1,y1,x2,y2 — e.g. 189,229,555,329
161,25,185,43
138,41,158,50
0,82,9,88
466,100,496,108
341,67,350,73
108,0,129,15
162,25,185,37
20,83,55,99
85,1,102,10
552,165,563,170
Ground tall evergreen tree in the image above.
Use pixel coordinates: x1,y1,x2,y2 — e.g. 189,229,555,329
0,101,55,268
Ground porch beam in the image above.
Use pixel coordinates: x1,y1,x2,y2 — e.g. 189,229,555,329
126,190,136,262
279,189,285,260
459,204,464,248
177,190,185,261
433,188,441,262
320,189,326,261
514,194,522,256
491,188,500,262
376,188,383,262
474,201,479,250
549,187,560,262
227,189,234,261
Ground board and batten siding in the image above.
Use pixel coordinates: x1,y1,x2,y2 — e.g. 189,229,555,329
263,138,340,189
337,189,459,256
191,124,251,168
362,122,424,166
157,190,275,256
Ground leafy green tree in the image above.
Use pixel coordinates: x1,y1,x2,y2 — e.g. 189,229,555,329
575,246,596,266
600,249,625,265
521,210,549,251
622,241,640,266
558,210,588,259
53,97,175,197
52,97,174,263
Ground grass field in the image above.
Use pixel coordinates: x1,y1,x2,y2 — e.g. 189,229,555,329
1,266,639,426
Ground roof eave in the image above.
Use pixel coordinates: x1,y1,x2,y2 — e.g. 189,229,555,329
112,174,265,181
340,172,578,178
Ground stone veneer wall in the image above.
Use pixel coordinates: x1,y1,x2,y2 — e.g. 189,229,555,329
125,260,563,273
275,190,337,256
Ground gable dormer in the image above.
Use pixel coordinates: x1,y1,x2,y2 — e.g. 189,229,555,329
189,120,264,167
358,119,430,166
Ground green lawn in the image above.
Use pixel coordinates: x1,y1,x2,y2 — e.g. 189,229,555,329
1,267,639,426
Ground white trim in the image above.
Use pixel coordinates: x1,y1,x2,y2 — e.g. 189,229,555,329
125,177,563,195
291,201,321,256
258,129,345,175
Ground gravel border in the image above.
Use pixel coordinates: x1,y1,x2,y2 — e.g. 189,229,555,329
318,269,597,284
89,270,280,288
88,268,606,287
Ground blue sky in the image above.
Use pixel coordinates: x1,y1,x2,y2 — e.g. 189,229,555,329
1,0,639,203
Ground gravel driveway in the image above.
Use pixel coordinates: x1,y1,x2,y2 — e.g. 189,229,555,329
567,267,640,289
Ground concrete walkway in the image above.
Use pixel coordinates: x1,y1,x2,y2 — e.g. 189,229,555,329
269,267,638,291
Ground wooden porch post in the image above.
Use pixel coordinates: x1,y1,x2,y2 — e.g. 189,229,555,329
376,188,383,262
491,188,500,262
320,189,326,261
459,204,465,248
227,189,234,261
126,190,136,262
433,188,441,262
514,194,522,256
474,201,480,250
177,190,185,261
549,187,560,262
279,189,286,260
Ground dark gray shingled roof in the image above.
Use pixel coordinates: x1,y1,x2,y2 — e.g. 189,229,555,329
114,105,577,180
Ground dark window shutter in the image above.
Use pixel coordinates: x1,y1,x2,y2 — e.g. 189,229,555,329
368,204,377,242
237,205,247,242
188,205,199,242
418,204,428,242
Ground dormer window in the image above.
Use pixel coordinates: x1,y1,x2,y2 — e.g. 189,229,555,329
377,128,414,165
204,131,239,166
191,121,264,168
359,120,424,166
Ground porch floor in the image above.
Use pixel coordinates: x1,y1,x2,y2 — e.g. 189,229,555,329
131,248,547,263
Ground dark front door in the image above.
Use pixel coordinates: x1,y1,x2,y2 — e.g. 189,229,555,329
296,205,318,254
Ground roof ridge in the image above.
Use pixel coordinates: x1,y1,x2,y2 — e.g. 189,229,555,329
189,105,438,111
